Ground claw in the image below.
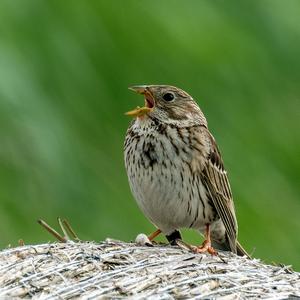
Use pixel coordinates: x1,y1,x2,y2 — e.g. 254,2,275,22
191,224,218,256
191,240,218,256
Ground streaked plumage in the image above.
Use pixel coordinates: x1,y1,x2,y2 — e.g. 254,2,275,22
124,85,248,256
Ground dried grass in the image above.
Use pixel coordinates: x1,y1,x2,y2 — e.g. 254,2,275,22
0,239,299,299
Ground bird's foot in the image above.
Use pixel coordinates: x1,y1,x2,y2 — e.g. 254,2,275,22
175,239,217,255
191,240,218,256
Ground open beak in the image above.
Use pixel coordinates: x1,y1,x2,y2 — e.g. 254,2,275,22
125,85,155,118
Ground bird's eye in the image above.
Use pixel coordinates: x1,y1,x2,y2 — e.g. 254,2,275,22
162,92,175,102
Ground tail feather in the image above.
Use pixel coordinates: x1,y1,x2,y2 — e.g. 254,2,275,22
236,241,251,258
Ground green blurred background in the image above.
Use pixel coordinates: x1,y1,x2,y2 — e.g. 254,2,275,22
0,0,299,269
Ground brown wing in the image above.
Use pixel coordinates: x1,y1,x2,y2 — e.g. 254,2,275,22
204,132,238,252
191,126,238,253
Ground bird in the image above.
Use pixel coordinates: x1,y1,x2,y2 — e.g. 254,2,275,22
124,85,249,257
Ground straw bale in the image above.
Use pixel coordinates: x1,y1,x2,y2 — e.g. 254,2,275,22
0,239,299,299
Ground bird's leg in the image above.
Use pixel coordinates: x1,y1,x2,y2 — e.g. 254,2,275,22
192,224,217,255
148,228,162,241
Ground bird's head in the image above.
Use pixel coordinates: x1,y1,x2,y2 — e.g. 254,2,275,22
126,85,207,127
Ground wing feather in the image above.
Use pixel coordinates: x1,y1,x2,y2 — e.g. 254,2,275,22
191,126,238,253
